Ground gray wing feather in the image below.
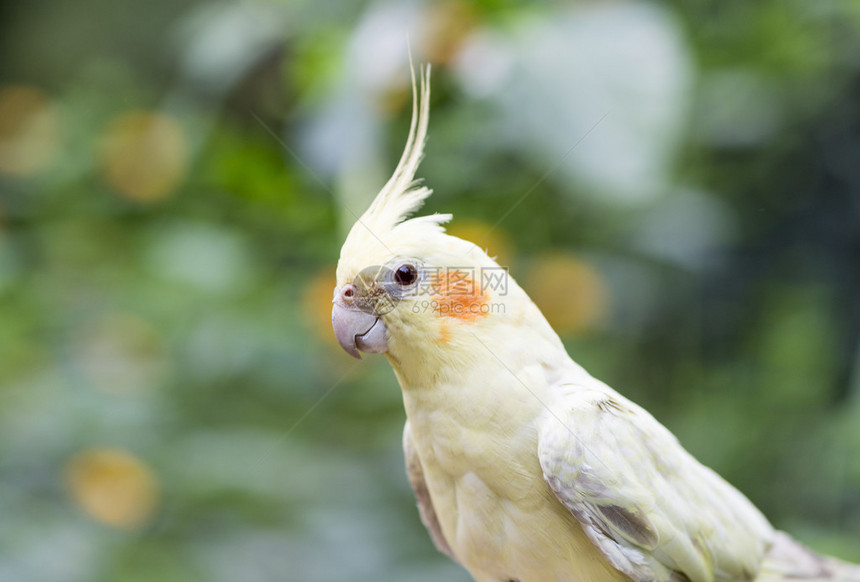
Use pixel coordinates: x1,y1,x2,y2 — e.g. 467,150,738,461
538,386,774,582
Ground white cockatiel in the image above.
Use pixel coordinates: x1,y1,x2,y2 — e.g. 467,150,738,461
331,67,860,582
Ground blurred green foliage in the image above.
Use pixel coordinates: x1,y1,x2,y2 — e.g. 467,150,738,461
0,0,859,580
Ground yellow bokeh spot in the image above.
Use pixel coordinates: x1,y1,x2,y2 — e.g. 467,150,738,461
524,253,609,337
0,85,59,176
302,266,339,347
65,448,159,530
374,81,411,117
100,110,188,202
447,220,514,267
423,0,478,64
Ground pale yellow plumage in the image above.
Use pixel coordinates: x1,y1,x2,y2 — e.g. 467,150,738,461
331,65,860,582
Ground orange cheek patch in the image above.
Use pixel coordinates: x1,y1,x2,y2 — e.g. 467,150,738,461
429,269,489,322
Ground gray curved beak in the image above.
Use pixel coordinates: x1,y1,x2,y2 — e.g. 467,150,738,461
331,302,389,359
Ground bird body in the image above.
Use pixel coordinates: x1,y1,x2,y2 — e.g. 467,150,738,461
331,66,860,582
395,285,628,582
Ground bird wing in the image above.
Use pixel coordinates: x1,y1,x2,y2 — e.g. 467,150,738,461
403,421,457,561
538,385,773,582
755,531,860,582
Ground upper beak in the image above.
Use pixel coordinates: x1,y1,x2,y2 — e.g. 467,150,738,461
332,301,389,359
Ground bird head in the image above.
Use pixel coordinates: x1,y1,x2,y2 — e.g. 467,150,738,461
332,66,529,377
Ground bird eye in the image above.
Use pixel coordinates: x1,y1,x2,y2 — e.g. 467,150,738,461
394,263,418,286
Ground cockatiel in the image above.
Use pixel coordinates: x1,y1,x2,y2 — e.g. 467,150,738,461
331,66,860,582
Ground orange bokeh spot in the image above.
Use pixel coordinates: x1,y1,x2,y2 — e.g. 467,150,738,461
525,253,609,337
302,266,340,347
100,110,188,202
446,220,514,267
65,448,160,530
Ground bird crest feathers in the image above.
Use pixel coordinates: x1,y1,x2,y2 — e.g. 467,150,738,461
340,64,451,269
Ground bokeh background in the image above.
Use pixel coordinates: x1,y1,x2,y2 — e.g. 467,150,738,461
1,0,859,580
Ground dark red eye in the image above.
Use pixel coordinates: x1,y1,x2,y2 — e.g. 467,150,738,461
394,263,418,286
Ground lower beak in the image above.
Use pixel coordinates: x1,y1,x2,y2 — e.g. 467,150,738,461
331,303,389,359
